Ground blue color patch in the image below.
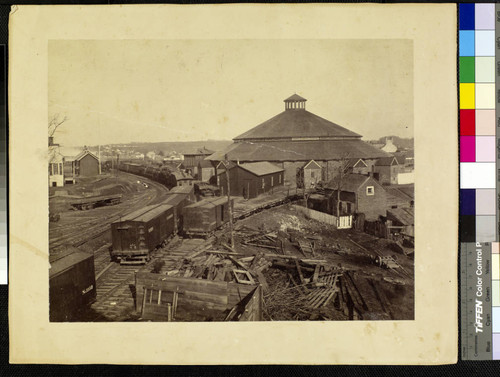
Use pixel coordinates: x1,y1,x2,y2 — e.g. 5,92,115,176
460,31,475,57
460,189,476,215
459,3,475,30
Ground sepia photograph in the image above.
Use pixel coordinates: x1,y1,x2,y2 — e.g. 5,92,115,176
9,4,458,364
48,39,415,323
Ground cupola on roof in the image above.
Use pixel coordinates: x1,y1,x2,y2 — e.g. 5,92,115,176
234,94,361,141
284,94,307,110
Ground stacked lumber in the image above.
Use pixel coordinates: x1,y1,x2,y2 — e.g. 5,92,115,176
162,244,272,290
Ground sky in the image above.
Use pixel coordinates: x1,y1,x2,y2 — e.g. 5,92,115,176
48,39,413,146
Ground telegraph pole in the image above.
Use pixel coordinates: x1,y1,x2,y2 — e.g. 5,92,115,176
224,154,235,249
98,144,102,175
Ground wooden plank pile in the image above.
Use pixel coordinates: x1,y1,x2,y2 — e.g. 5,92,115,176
235,225,321,257
161,245,273,290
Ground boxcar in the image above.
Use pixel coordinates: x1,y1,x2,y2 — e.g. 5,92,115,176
163,193,193,235
167,185,196,202
49,246,96,322
110,203,175,263
183,197,233,237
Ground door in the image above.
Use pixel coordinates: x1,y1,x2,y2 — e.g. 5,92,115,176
118,225,136,251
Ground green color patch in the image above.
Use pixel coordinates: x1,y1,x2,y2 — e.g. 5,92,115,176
460,57,475,83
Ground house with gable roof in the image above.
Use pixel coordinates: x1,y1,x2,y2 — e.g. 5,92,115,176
216,161,284,199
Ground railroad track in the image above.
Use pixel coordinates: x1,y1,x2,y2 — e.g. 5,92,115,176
49,173,170,251
87,195,301,321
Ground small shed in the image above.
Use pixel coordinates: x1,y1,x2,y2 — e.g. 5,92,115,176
198,159,216,182
172,171,195,187
386,207,414,238
373,156,399,185
73,149,100,177
385,185,414,209
299,160,322,189
325,173,387,221
217,161,284,199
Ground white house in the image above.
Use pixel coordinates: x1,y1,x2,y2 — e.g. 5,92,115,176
49,137,64,187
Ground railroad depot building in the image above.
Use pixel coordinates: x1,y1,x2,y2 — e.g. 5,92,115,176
216,161,285,199
182,147,214,179
72,149,100,177
207,94,389,189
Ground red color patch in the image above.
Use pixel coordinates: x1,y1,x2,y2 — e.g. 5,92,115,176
460,110,475,135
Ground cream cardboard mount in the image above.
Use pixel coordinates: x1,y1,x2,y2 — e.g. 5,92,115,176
8,4,458,364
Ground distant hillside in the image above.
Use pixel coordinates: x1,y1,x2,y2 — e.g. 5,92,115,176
96,140,233,155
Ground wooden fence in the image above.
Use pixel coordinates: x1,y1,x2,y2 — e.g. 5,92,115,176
293,205,352,229
135,272,262,321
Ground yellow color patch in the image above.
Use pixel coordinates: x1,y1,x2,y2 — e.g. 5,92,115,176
492,254,499,280
460,83,475,109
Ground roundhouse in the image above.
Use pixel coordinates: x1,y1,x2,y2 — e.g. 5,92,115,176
207,94,390,188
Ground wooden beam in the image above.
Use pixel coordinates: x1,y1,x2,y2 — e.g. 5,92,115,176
295,260,305,285
206,250,246,257
227,255,249,271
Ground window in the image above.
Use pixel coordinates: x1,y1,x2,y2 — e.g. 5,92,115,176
262,178,265,189
366,186,374,196
279,174,281,184
271,176,274,186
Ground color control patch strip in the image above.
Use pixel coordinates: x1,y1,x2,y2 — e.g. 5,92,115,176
459,3,499,360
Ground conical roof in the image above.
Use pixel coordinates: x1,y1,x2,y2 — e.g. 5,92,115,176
284,94,307,102
233,109,361,141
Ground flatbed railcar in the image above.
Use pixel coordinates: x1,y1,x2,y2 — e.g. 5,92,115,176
49,246,96,321
183,197,233,237
70,193,122,210
110,203,175,264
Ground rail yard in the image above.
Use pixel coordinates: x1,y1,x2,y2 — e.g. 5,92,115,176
48,95,415,322
49,167,414,322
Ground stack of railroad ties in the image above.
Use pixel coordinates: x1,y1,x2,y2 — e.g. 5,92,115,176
158,224,379,321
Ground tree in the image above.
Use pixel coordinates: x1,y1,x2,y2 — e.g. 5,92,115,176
48,114,68,138
296,167,310,208
335,153,351,218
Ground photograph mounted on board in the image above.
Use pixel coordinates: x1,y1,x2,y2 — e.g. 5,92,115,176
48,39,414,323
